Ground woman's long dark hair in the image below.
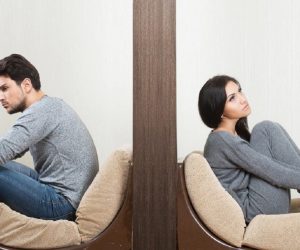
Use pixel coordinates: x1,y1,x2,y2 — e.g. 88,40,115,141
198,75,251,142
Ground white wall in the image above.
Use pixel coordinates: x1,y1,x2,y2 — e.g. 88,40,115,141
1,0,299,172
0,0,133,165
177,0,300,197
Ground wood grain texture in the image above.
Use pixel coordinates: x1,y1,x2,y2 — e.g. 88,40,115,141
133,0,177,249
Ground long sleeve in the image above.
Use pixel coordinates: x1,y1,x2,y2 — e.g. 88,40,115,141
0,105,54,165
215,132,300,190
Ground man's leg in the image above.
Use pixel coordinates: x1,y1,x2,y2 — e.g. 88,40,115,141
0,165,75,220
2,161,39,179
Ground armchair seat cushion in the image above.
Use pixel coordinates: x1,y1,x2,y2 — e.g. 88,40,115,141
244,213,300,250
0,203,80,249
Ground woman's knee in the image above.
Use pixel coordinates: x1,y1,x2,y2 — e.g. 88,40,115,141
252,120,278,135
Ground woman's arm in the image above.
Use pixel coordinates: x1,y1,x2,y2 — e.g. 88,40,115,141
216,132,300,190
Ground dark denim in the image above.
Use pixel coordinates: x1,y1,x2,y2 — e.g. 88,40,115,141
0,161,75,220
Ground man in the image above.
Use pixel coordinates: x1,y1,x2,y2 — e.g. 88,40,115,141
0,54,99,220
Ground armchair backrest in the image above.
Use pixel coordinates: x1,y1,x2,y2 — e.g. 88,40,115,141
76,147,132,242
183,152,246,247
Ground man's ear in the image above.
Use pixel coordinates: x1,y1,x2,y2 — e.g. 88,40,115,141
21,78,33,93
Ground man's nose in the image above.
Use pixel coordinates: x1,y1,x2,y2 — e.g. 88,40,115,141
0,92,5,100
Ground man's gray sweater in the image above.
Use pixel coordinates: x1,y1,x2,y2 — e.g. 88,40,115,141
0,96,99,209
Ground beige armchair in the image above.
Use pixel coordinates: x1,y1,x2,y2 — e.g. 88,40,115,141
0,148,132,250
178,152,300,250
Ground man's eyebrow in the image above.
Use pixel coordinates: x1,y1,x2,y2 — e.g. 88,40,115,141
0,83,7,89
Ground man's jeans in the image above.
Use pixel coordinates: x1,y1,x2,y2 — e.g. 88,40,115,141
0,161,75,220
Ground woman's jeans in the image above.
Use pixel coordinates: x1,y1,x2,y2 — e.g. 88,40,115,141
0,161,75,220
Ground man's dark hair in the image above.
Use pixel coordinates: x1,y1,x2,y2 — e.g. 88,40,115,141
0,54,41,90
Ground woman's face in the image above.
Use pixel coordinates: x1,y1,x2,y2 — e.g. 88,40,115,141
222,81,251,120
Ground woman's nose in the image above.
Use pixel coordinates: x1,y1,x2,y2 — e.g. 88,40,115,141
238,93,247,103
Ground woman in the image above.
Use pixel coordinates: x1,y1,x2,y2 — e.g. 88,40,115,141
198,75,300,223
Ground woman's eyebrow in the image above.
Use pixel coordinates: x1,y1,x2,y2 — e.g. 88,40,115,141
227,92,235,99
227,86,240,99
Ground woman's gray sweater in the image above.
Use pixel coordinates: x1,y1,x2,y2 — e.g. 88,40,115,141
204,130,300,221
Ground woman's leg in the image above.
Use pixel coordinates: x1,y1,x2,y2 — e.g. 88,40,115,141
246,120,298,222
0,163,75,220
251,121,300,165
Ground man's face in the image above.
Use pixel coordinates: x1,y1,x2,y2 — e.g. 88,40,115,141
0,75,27,114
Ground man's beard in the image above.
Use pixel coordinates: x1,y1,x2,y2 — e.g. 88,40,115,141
8,99,27,114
